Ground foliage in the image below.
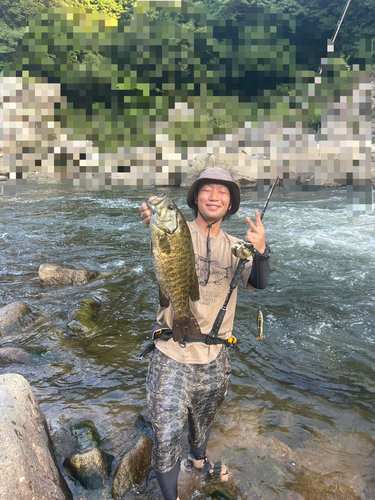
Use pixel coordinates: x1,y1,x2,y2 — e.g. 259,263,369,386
0,20,26,71
195,0,375,65
0,0,135,70
2,2,369,154
0,0,64,29
307,114,321,132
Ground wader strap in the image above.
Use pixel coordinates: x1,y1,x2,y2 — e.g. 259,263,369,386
139,325,237,360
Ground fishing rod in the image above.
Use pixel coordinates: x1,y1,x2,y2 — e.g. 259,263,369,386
318,0,352,74
331,0,352,45
208,176,279,340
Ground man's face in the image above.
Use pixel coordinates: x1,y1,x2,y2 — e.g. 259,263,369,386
196,183,231,222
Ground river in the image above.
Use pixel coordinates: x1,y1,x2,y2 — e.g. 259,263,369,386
0,184,374,500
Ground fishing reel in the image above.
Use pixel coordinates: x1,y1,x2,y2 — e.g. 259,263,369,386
231,241,255,260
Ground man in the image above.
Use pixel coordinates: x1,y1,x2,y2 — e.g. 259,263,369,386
140,168,270,500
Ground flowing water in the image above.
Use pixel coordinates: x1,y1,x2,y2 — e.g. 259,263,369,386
0,184,375,500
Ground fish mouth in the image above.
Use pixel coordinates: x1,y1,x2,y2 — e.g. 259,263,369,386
147,193,166,212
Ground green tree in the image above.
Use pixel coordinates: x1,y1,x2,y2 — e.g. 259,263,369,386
0,20,26,71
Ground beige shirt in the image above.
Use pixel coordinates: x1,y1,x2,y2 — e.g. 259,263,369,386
155,220,254,364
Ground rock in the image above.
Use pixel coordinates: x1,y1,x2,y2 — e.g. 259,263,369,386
0,301,36,336
231,170,257,188
0,346,37,365
0,373,73,500
199,481,246,500
67,319,89,334
71,420,101,450
63,446,113,490
25,171,60,184
112,435,153,499
134,412,153,439
71,297,101,330
289,171,314,184
181,154,257,189
39,264,98,286
322,179,343,188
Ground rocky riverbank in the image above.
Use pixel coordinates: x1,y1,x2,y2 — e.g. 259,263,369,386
1,77,374,190
0,264,157,500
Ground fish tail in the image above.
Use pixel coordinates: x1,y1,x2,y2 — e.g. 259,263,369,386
172,315,201,342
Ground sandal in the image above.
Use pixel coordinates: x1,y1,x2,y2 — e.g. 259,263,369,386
182,454,229,481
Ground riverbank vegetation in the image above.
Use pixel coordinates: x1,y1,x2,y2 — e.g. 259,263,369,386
1,0,374,154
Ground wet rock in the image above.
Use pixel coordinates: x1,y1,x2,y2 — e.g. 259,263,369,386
199,481,246,500
0,373,73,500
0,301,36,336
63,446,114,490
71,420,101,449
134,412,153,439
39,264,98,286
112,435,153,499
0,346,37,365
68,297,101,333
67,319,89,334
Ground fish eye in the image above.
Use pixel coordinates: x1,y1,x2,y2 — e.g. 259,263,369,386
168,204,174,210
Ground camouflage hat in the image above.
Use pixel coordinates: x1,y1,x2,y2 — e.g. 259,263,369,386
187,168,241,214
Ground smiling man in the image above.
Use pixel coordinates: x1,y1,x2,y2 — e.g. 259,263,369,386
140,167,271,500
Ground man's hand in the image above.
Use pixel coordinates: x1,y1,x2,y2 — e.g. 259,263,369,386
245,210,266,254
140,196,157,226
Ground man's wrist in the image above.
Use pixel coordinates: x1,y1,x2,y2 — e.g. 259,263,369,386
254,244,271,260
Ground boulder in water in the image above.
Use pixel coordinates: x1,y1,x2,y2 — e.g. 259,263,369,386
63,446,114,490
322,178,343,188
0,373,73,500
67,319,89,334
71,420,101,450
39,264,98,286
68,297,101,333
0,346,37,365
112,435,153,499
0,301,36,336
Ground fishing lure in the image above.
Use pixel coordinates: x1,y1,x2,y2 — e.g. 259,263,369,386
256,308,263,340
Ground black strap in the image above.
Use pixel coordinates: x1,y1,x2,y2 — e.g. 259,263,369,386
139,326,236,360
139,343,156,360
182,334,233,346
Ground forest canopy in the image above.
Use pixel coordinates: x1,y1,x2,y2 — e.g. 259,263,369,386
1,0,373,152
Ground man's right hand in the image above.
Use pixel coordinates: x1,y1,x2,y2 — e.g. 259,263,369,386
140,196,157,226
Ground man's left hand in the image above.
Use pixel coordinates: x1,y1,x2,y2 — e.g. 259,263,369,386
245,211,266,254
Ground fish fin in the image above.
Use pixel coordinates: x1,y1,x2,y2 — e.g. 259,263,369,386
189,271,200,302
159,287,170,308
158,234,171,254
172,315,201,342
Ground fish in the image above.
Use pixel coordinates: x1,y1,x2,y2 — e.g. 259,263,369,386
148,193,201,342
256,308,263,340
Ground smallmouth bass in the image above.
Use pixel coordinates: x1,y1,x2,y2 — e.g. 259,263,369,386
148,194,201,342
